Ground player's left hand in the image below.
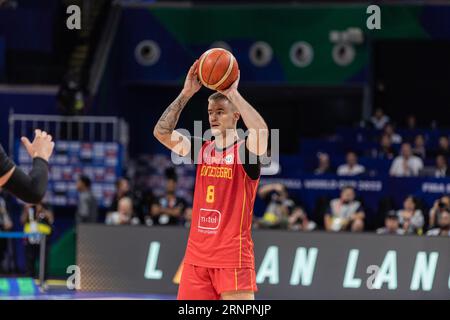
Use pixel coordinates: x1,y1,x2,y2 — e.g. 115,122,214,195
21,129,55,162
217,71,240,97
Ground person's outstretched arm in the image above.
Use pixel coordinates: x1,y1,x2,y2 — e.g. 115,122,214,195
153,60,202,157
0,129,55,204
218,72,269,156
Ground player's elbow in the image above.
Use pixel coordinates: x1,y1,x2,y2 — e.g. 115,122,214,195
27,192,45,205
153,127,165,143
153,126,161,139
21,188,46,204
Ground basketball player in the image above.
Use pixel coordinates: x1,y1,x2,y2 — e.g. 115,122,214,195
0,129,54,203
154,60,268,300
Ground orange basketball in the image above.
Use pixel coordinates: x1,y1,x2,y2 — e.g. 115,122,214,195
197,48,239,91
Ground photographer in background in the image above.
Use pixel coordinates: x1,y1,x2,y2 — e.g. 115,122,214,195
288,206,316,231
428,195,450,229
426,207,450,237
146,168,186,226
255,183,295,229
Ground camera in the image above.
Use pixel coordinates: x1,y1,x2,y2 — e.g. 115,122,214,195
438,201,448,210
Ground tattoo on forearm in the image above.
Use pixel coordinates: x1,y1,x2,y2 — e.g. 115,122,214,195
155,94,189,135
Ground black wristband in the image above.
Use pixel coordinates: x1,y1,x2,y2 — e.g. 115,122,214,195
3,157,49,204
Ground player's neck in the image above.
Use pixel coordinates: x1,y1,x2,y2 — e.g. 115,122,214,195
214,131,239,149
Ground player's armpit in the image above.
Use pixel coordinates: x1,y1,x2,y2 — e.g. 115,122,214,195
154,130,191,157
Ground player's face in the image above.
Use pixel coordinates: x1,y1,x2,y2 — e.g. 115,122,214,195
207,99,239,136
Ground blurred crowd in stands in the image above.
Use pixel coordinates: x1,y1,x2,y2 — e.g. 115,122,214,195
311,109,450,178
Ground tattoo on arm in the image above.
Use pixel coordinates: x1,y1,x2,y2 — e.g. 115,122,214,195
155,93,190,135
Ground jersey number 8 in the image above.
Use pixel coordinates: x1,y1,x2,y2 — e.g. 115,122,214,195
206,185,215,203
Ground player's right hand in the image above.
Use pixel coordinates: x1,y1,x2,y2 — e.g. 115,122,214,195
21,129,55,162
181,60,201,98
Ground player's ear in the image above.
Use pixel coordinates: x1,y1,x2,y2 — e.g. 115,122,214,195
233,111,240,121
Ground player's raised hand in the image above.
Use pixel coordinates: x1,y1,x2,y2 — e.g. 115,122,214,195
181,60,202,98
21,129,55,162
217,71,240,98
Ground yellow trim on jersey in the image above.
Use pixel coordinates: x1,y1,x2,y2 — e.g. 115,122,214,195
235,268,238,291
239,175,247,268
250,269,254,291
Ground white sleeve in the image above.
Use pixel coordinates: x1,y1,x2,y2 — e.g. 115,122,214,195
390,158,400,176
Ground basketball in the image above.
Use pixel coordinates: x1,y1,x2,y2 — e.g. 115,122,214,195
197,48,239,91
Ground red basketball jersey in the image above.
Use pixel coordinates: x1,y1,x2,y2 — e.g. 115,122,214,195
183,139,260,269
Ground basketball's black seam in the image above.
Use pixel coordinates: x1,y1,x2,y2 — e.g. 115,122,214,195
207,50,226,85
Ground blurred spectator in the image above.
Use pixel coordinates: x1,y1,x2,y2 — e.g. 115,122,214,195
383,123,402,144
135,189,155,224
147,175,186,226
426,207,450,236
109,177,133,212
314,152,334,175
406,114,417,131
412,134,426,159
287,206,316,231
389,143,423,177
337,151,365,176
370,108,390,130
433,155,449,178
21,203,54,280
255,183,295,229
0,190,13,273
182,207,192,228
429,136,450,159
105,197,140,226
376,211,405,235
372,134,395,160
428,195,450,228
396,195,424,235
75,175,98,223
324,186,365,232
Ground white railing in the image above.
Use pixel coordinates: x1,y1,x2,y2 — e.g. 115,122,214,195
8,111,129,156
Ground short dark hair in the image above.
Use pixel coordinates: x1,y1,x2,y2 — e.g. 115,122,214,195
79,175,91,188
385,210,398,220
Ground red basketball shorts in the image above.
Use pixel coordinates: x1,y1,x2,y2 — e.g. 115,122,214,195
177,263,258,300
